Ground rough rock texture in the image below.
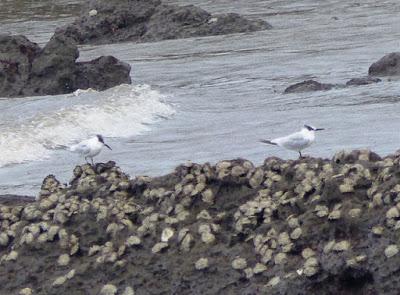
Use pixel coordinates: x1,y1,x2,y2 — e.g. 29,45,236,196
369,52,400,76
284,77,381,94
3,150,400,294
53,0,272,45
0,34,131,98
345,76,381,86
284,80,337,94
0,195,34,207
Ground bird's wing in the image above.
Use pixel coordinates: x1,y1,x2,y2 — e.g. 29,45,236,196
70,141,91,154
275,132,310,149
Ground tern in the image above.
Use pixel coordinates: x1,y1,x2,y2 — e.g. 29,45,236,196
260,125,324,158
70,135,112,165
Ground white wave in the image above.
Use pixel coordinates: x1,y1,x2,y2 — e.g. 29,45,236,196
0,84,175,167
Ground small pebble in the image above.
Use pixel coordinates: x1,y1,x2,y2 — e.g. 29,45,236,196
151,242,169,254
19,288,32,295
385,245,399,258
333,240,350,252
232,257,247,270
195,258,209,270
266,276,280,287
57,254,70,266
253,263,267,274
100,284,118,295
122,287,135,295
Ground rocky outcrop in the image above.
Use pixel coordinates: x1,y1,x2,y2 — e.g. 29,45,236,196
3,150,400,294
53,0,272,45
369,52,400,76
345,76,381,86
284,80,338,94
0,34,131,98
284,77,381,94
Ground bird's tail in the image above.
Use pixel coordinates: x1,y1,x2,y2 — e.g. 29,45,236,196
259,139,277,146
54,144,70,150
42,143,70,150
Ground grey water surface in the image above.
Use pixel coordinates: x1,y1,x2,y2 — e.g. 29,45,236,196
1,0,400,196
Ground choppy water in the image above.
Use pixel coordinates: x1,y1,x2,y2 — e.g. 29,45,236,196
1,0,400,196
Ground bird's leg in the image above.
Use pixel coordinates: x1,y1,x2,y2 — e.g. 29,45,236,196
298,151,303,159
85,156,89,164
91,157,94,166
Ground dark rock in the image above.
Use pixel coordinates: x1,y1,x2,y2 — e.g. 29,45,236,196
284,80,337,94
75,56,131,91
4,152,400,294
0,34,131,98
345,76,381,86
54,0,272,45
284,76,382,94
369,52,400,76
28,35,80,95
0,195,34,206
0,35,41,97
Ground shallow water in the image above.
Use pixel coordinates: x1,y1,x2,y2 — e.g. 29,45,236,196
1,0,400,196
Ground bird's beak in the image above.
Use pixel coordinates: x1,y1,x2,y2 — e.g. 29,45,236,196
104,144,112,150
315,128,324,131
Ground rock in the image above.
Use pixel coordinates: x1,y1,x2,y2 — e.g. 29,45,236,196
253,263,267,274
384,245,399,258
339,183,354,193
284,76,381,95
151,242,169,253
278,232,291,245
231,166,246,177
244,267,254,279
122,287,135,295
315,205,329,217
274,253,287,265
302,248,315,259
287,216,300,229
126,236,141,247
369,52,400,76
161,227,174,243
266,276,280,287
303,257,319,277
89,9,98,17
6,152,400,294
4,250,18,261
52,276,67,287
100,284,118,295
372,226,384,236
0,35,41,97
66,269,75,280
0,34,131,98
386,207,400,219
348,208,362,218
88,245,101,256
345,76,381,86
232,257,247,270
74,56,131,91
0,233,9,247
19,288,33,295
290,228,302,240
53,0,271,45
284,80,337,94
57,254,70,266
195,258,209,270
202,187,214,204
332,240,350,252
328,210,341,220
180,232,194,252
304,266,319,277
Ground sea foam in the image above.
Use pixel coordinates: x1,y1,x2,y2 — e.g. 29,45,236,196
0,84,175,167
